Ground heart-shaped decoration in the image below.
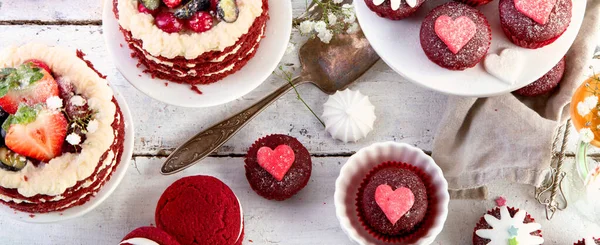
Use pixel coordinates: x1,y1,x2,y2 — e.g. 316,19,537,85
514,0,558,25
374,185,415,225
434,15,477,54
257,145,295,181
484,49,525,85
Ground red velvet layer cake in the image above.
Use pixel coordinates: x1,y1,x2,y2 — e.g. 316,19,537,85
0,43,125,213
114,0,269,91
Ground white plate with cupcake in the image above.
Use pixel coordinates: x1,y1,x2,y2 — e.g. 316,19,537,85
0,43,134,223
103,0,292,107
355,0,586,97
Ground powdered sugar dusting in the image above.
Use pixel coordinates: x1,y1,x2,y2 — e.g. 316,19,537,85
500,0,571,43
514,0,559,25
434,15,477,54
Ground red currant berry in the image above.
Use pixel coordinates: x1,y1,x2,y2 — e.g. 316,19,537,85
155,12,184,33
186,12,214,33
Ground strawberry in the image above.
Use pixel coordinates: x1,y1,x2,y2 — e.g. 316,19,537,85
24,59,52,74
163,0,182,8
3,105,67,162
0,63,59,114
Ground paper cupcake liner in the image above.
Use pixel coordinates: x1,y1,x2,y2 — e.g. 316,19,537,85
574,238,600,245
355,161,437,243
472,206,543,245
500,21,568,49
453,0,494,7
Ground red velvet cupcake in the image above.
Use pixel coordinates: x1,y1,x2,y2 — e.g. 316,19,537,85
120,227,181,245
364,0,426,20
356,161,433,243
155,176,244,245
574,238,600,245
514,57,565,96
245,134,312,201
420,2,492,70
454,0,494,7
473,206,543,245
499,0,572,49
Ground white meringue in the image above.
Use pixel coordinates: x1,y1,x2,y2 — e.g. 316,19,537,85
322,89,376,143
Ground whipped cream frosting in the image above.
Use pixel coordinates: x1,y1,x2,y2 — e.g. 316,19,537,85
373,0,417,9
0,43,116,197
322,89,376,143
120,238,159,245
117,0,264,59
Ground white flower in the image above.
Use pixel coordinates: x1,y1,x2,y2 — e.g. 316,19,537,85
299,20,314,34
87,119,99,134
66,133,82,145
584,95,598,109
45,96,63,110
347,23,360,34
318,29,333,44
344,13,356,24
578,102,592,117
328,13,337,26
580,127,595,144
314,21,327,34
577,96,598,117
333,0,343,3
70,95,86,107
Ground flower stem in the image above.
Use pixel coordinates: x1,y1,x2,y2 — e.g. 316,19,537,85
275,66,326,128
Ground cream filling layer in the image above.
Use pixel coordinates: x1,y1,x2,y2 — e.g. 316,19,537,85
117,0,264,59
0,43,116,198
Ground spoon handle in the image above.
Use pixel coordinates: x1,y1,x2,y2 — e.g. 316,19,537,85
161,76,309,175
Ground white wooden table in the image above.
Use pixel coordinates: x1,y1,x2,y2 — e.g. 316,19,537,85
1,1,600,244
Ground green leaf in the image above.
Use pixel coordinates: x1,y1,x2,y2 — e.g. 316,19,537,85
2,105,38,132
0,63,44,98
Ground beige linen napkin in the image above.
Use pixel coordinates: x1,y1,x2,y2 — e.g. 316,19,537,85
431,0,600,199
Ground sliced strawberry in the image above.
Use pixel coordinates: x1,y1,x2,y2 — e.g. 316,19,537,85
4,106,67,162
24,59,52,74
0,67,59,114
163,0,182,8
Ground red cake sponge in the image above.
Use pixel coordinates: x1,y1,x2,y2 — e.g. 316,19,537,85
155,175,243,245
121,226,180,245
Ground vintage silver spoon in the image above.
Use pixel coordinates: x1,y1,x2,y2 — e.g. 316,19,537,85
161,31,379,174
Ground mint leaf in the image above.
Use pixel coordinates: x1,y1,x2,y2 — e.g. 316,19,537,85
0,64,44,97
2,105,38,132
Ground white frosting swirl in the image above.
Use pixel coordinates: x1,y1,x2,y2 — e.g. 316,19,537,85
322,89,376,143
0,43,116,197
117,0,264,59
372,0,417,9
120,238,159,245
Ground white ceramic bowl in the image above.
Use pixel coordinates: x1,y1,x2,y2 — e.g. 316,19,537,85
355,0,586,97
102,0,292,107
0,84,134,223
334,142,449,245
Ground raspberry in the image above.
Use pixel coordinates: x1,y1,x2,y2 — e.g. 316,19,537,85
186,12,214,33
155,12,184,33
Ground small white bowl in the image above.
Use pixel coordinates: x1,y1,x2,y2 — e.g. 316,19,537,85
334,142,449,245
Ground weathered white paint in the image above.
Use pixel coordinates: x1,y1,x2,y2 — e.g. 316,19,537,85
0,157,597,244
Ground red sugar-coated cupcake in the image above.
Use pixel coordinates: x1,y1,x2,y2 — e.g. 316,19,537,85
453,0,494,7
120,227,181,245
420,2,492,70
499,0,572,49
155,176,244,245
515,56,566,96
473,206,544,245
356,161,435,243
364,0,426,20
245,134,312,201
574,238,600,245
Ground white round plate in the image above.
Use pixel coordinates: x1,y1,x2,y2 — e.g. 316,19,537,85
334,142,449,245
0,85,134,223
103,0,292,107
355,0,586,97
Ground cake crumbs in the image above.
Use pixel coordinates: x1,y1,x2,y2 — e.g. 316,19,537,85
29,214,35,218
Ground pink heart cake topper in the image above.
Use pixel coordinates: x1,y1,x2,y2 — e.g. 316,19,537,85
514,0,558,25
434,15,477,54
257,145,295,181
374,185,415,225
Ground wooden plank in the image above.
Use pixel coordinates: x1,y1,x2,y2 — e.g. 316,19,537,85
0,0,310,22
0,25,446,155
1,156,598,244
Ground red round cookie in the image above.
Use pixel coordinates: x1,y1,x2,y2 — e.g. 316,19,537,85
364,0,426,20
120,227,180,245
514,57,565,96
499,0,572,49
453,0,494,7
472,206,542,245
245,134,312,201
155,176,243,245
420,2,492,70
575,238,600,245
